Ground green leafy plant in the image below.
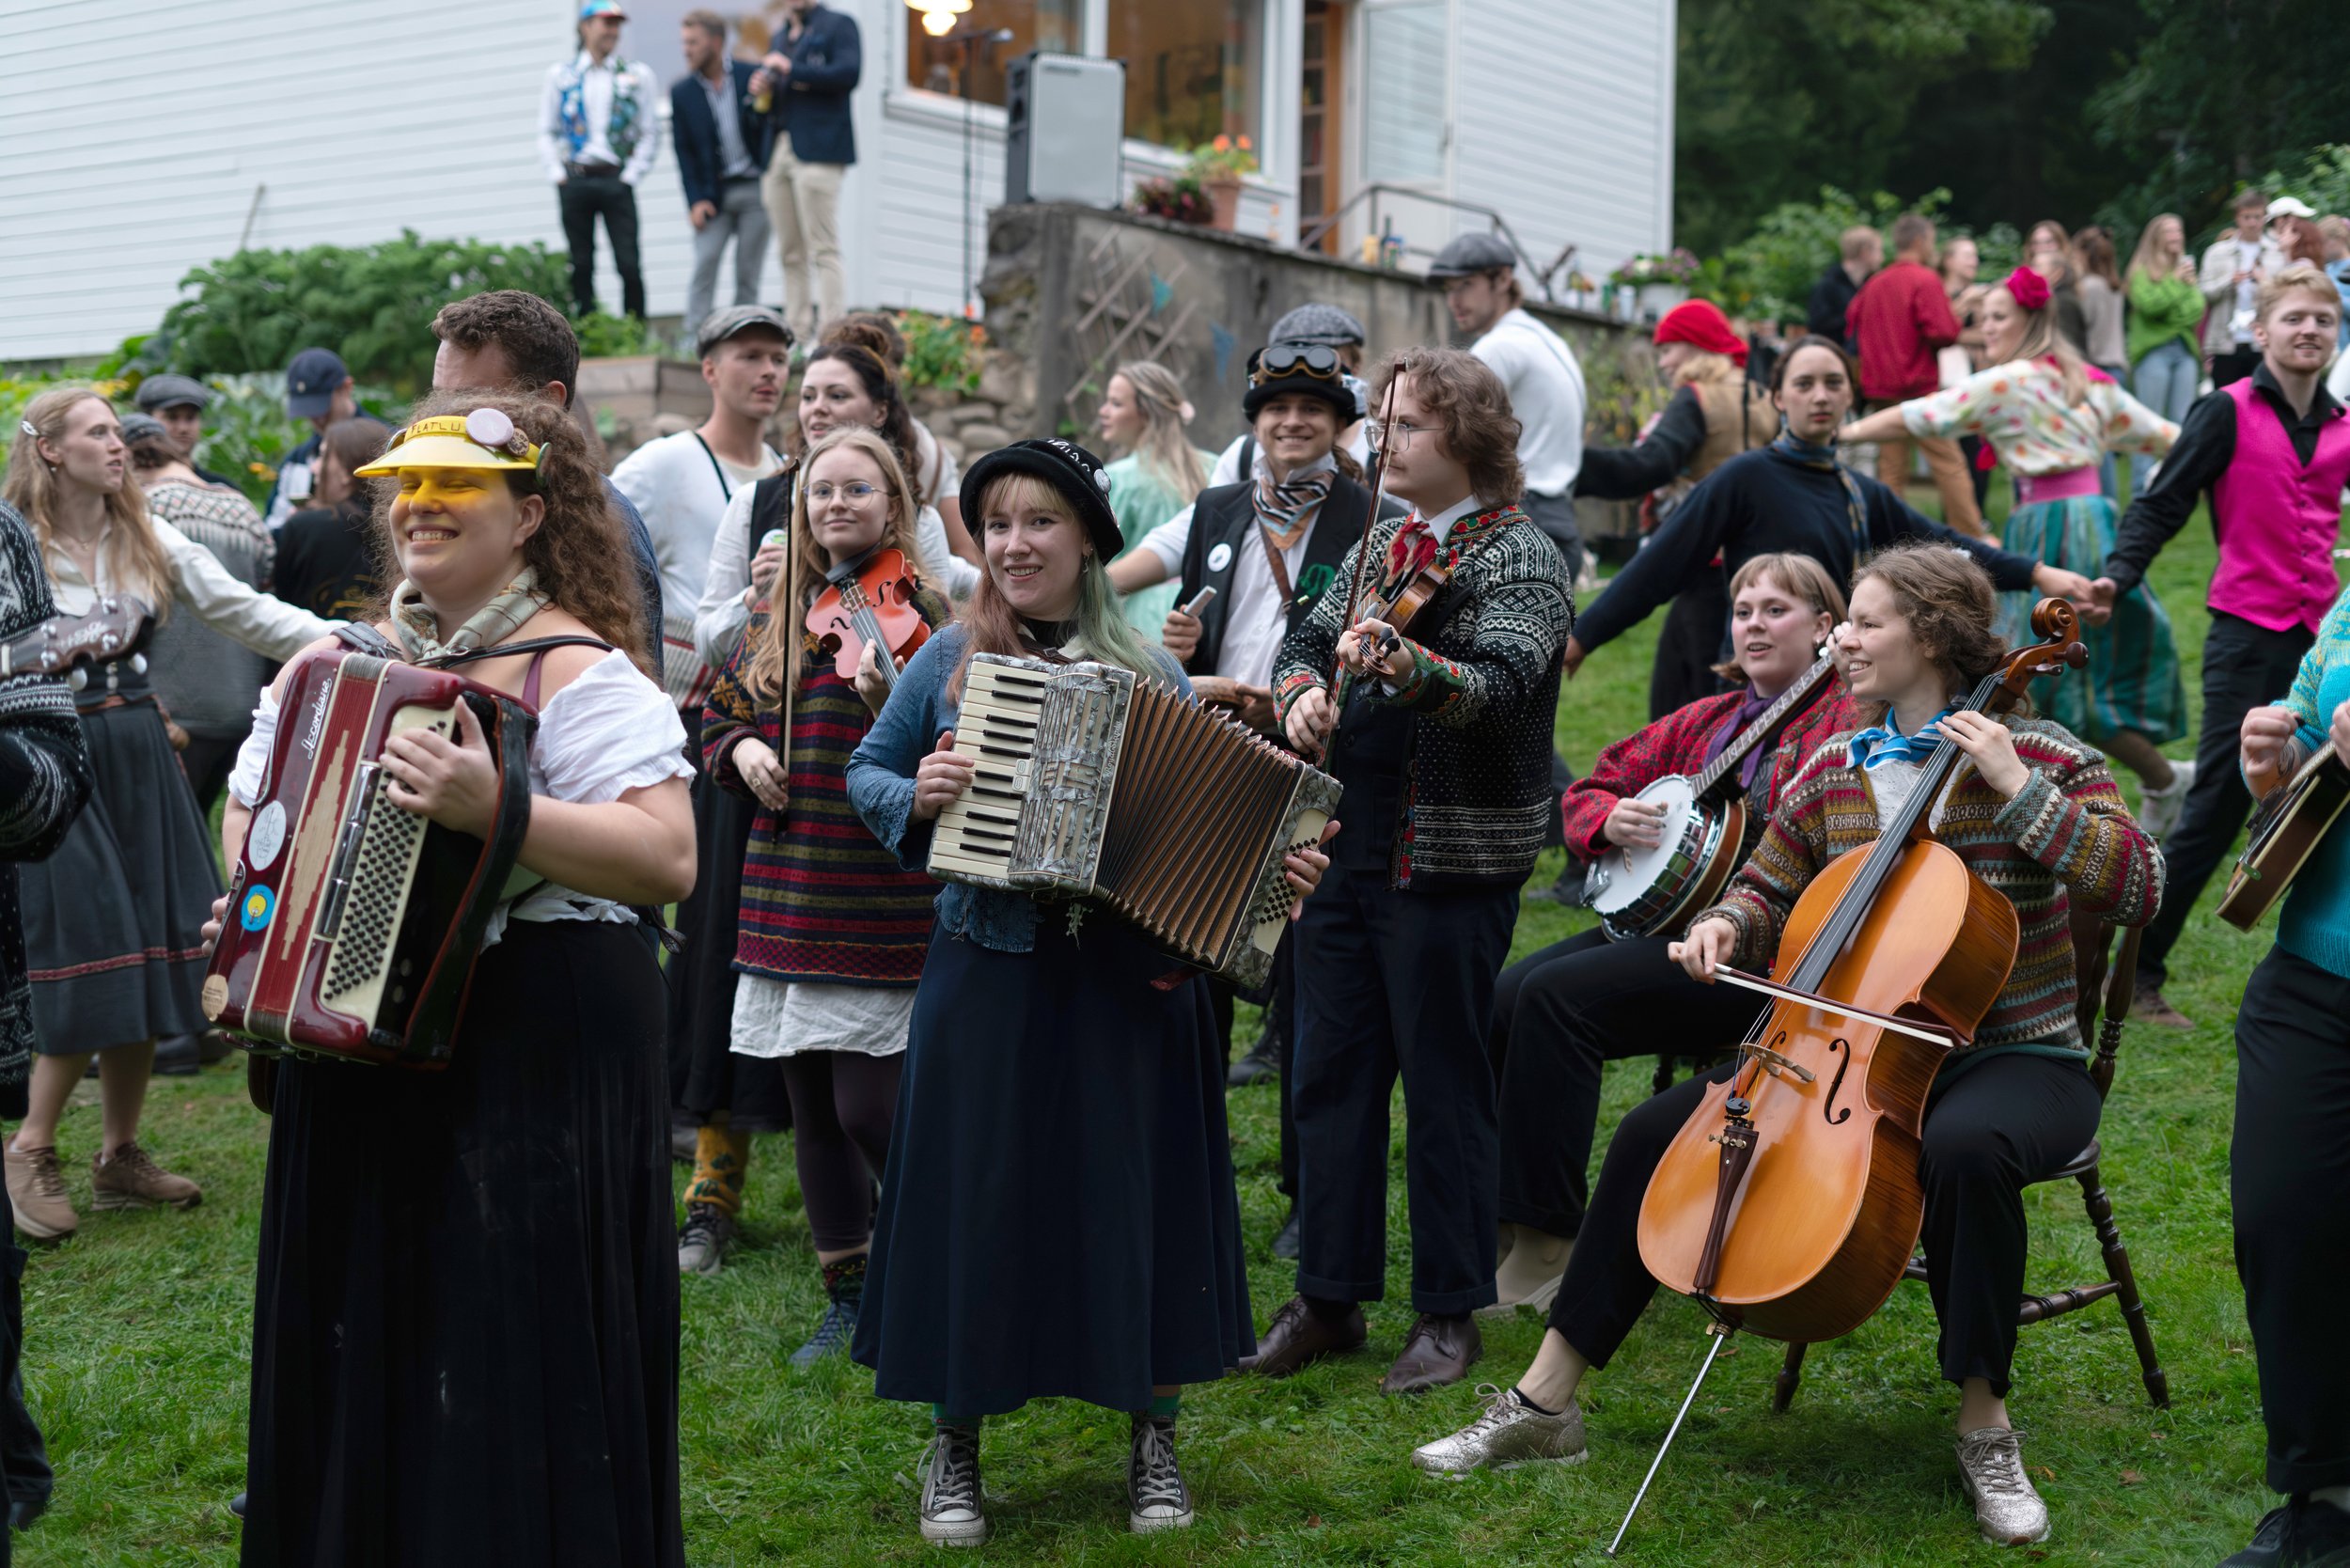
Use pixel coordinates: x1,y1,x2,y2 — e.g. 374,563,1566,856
892,309,983,395
147,231,572,398
572,309,664,360
1129,175,1213,227
1181,134,1258,182
1696,186,1953,322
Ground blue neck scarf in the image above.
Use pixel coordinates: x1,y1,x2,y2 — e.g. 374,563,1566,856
1770,430,1841,469
1845,705,1957,773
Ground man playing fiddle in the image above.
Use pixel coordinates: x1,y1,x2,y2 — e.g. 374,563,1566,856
1252,348,1574,1395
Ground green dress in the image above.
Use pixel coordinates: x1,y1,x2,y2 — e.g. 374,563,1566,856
1104,449,1213,643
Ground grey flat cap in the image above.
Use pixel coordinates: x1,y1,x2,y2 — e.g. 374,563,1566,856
1269,303,1367,347
697,304,795,355
118,413,169,447
1426,232,1518,280
133,373,211,412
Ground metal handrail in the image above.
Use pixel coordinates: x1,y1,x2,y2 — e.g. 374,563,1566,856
1298,182,1561,303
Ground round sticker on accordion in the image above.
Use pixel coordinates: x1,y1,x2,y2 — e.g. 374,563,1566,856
1207,541,1233,572
240,885,276,932
247,801,287,870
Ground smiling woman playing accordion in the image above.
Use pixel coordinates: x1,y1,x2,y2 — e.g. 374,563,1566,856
210,396,695,1568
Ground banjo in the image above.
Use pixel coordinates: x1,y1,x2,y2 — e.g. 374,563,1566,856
1581,649,1838,941
2217,741,2350,930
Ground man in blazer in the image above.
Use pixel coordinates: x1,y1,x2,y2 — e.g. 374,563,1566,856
673,11,777,340
751,0,862,337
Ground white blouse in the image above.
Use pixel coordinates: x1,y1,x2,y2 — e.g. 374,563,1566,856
47,517,336,660
227,649,692,943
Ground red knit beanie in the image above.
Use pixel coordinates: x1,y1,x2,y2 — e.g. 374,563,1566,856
1653,299,1747,367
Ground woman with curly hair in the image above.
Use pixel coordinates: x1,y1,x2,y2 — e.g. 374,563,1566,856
4,386,336,1241
212,391,695,1567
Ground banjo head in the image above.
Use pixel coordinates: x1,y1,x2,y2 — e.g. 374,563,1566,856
1587,776,1701,917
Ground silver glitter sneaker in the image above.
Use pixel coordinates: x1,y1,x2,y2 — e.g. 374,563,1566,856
918,1425,988,1546
1955,1426,2050,1545
1410,1383,1587,1476
1127,1414,1194,1532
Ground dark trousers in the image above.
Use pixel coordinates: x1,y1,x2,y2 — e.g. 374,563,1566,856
1651,571,1730,721
557,175,646,319
1492,930,1762,1238
1292,859,1518,1314
776,1050,902,1253
2232,946,2350,1493
2138,613,2315,988
1548,1050,2099,1395
177,729,244,818
2213,346,2261,388
0,1183,49,1543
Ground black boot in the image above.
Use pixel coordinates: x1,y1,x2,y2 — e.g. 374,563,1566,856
791,1253,865,1368
152,1035,203,1077
1228,1020,1282,1088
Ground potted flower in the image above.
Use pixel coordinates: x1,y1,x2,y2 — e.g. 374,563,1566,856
1182,135,1258,231
1607,248,1701,321
1129,173,1214,227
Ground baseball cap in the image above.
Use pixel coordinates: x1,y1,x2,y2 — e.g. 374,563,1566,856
285,348,351,419
2268,196,2318,222
696,304,795,357
579,0,626,18
1426,233,1518,281
133,373,211,413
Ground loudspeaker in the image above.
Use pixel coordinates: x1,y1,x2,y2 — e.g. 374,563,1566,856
1004,51,1125,208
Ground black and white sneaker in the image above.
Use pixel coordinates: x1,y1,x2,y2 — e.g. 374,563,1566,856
1128,1413,1194,1533
918,1424,988,1546
678,1204,735,1276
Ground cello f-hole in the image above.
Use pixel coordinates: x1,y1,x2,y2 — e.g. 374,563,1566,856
1822,1037,1853,1126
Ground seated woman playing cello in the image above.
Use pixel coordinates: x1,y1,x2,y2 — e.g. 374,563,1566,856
1489,552,1854,1312
1413,542,2161,1552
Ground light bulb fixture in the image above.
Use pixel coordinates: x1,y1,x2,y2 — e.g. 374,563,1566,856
921,8,956,34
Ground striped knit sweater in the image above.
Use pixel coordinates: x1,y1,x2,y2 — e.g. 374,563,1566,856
702,596,949,987
1561,679,1856,859
1700,715,2163,1058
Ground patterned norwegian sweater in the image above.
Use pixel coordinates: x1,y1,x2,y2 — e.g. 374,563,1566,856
1700,715,2162,1058
1561,678,1855,859
1272,505,1575,889
702,593,949,987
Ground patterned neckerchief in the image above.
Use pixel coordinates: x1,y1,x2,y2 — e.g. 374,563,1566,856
1771,430,1871,555
1845,703,1958,773
388,567,553,666
1254,465,1334,552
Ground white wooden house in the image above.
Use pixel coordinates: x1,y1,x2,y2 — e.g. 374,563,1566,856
0,0,1674,360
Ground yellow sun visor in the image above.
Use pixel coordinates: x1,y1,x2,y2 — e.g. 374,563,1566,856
354,409,542,478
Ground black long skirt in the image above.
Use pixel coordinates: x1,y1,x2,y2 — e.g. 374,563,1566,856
241,921,682,1568
853,913,1252,1417
667,764,789,1133
20,700,218,1054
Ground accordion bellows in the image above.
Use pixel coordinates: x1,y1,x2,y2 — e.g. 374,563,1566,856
928,653,1340,988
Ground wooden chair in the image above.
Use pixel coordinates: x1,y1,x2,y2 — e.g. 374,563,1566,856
1769,914,2171,1412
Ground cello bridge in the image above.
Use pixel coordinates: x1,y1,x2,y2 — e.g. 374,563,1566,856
1745,1043,1816,1084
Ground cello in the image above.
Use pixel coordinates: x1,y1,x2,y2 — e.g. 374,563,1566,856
1603,597,2088,1556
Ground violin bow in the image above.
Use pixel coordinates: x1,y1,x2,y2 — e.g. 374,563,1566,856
1324,360,1408,727
777,472,800,767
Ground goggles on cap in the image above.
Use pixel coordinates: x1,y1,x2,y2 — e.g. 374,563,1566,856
354,409,547,486
1250,342,1344,386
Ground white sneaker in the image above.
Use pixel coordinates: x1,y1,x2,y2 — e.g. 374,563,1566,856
2136,759,2196,841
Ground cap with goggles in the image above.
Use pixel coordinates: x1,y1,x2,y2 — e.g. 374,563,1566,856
354,408,547,485
1242,341,1358,423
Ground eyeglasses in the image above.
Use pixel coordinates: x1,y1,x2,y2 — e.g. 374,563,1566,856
1250,342,1343,385
807,481,880,502
1363,418,1427,453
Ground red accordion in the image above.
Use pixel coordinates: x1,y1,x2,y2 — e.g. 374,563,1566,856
201,648,537,1069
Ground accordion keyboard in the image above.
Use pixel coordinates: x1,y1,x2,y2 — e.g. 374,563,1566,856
928,658,1052,885
316,703,450,1015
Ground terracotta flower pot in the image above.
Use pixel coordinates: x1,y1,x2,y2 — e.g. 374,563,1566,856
1205,173,1243,231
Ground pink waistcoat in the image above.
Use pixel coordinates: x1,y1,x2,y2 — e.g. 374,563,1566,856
2210,377,2350,635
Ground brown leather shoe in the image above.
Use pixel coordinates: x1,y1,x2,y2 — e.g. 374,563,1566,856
1246,1295,1366,1378
1381,1312,1482,1395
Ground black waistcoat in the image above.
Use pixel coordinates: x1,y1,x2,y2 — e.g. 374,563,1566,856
1173,473,1391,678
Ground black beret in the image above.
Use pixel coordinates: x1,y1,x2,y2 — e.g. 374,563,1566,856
960,438,1123,559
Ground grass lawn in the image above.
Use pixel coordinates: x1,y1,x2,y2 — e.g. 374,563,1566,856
15,503,2291,1566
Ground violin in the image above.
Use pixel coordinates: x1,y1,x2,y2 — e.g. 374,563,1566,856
1604,598,2089,1555
804,546,930,698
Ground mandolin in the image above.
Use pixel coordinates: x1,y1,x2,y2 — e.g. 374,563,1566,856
2218,742,2350,930
0,595,155,686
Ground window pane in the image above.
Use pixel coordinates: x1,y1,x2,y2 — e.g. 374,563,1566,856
905,0,1082,104
1362,3,1446,186
1106,0,1262,152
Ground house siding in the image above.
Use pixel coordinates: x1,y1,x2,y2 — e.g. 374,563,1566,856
0,0,1664,361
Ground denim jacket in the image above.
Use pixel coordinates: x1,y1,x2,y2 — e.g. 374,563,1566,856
846,625,1190,952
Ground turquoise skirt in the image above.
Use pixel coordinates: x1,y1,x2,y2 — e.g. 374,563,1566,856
1997,493,2186,746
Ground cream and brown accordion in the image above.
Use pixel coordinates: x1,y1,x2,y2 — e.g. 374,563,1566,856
927,653,1340,988
200,648,538,1069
